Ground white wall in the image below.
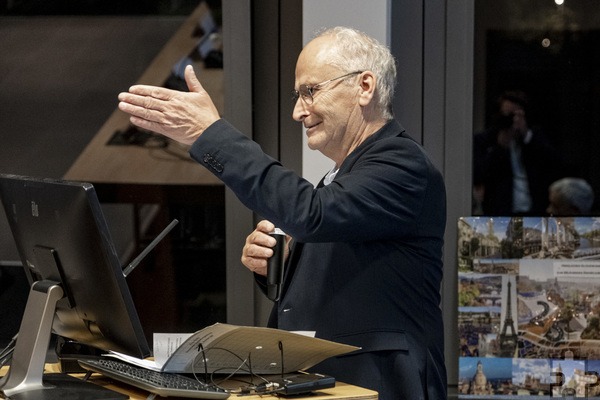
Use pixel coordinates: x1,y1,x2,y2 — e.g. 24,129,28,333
301,0,390,185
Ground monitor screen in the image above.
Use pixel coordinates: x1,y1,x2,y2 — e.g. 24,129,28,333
0,174,150,398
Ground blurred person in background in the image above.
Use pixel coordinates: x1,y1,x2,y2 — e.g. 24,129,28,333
473,90,567,215
547,177,594,216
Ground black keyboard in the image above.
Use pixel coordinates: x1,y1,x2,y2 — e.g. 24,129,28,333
78,358,230,399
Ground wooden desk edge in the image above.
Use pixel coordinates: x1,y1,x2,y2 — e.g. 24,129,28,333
1,365,378,399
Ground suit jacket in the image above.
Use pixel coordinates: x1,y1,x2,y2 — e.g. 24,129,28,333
473,126,566,215
190,119,447,399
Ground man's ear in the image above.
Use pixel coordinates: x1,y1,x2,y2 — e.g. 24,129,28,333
358,71,376,107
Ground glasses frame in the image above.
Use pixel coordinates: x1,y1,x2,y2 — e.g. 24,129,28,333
292,70,363,105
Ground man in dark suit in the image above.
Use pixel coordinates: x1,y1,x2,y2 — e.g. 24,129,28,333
473,90,566,216
118,26,447,399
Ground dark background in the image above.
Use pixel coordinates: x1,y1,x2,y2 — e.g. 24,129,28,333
484,29,600,212
0,0,226,348
1,0,204,15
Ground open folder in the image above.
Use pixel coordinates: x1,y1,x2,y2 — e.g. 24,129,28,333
108,323,359,374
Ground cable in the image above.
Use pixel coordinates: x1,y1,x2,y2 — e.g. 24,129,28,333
0,347,14,368
278,341,284,378
0,333,18,368
190,346,279,395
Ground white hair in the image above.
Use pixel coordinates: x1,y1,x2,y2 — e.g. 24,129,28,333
550,178,595,214
314,26,397,120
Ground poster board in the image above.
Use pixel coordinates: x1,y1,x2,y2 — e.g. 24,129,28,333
458,216,600,398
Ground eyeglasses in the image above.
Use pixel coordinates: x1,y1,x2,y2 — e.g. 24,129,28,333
292,71,363,105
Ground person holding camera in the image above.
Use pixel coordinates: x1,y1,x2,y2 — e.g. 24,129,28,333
473,90,566,216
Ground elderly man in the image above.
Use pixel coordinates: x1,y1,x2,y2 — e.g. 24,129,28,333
118,26,447,399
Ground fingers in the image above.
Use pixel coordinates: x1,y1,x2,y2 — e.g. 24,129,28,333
240,220,278,276
125,84,178,99
124,66,205,101
256,219,276,234
118,86,174,115
117,90,167,127
118,86,197,144
241,240,272,275
117,70,220,146
117,99,166,136
240,244,270,275
184,65,204,93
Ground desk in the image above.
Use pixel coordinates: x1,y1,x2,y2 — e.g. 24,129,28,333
62,2,227,336
0,365,379,400
63,0,225,203
63,1,224,187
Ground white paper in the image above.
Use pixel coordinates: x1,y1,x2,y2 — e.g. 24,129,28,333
106,351,162,371
291,331,316,338
153,332,193,367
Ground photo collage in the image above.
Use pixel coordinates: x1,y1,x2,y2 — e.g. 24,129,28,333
458,216,600,398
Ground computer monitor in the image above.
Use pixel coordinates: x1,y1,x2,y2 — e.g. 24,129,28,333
0,174,151,399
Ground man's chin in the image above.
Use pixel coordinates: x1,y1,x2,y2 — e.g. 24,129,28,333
306,137,320,151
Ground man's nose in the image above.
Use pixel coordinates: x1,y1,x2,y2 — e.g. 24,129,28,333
292,98,308,121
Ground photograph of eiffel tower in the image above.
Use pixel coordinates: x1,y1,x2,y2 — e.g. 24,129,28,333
499,277,518,357
458,216,600,397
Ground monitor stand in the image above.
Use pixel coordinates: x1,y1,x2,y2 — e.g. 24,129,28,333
0,280,126,400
